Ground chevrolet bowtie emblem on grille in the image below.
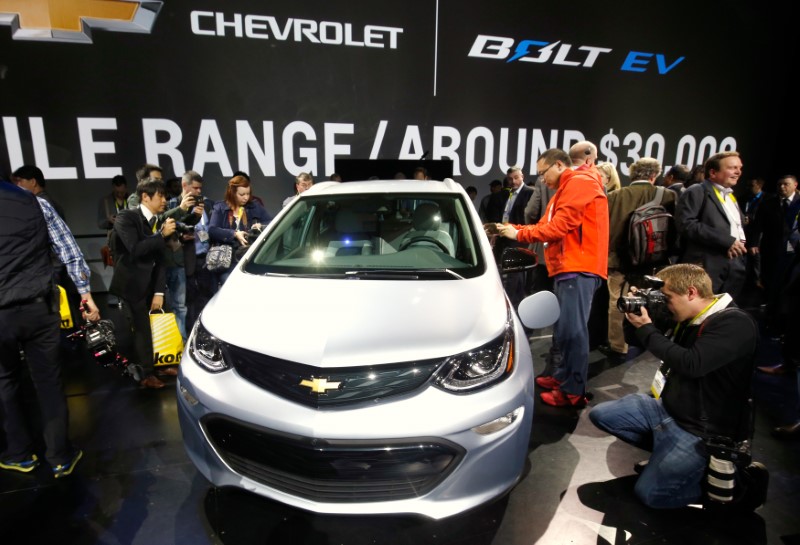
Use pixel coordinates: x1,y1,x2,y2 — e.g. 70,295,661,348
0,0,162,44
299,377,342,394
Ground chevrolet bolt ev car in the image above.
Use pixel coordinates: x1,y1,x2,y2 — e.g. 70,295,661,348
177,178,559,519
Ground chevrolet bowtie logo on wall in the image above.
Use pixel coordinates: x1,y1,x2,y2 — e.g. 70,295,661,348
299,377,342,394
0,0,162,44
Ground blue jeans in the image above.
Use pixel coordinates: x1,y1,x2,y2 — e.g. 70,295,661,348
165,266,187,340
548,274,601,395
590,393,707,508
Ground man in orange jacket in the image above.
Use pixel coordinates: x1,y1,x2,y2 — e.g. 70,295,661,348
495,147,609,407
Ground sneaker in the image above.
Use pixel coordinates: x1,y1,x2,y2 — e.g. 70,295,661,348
0,454,40,473
535,375,562,390
52,450,83,479
540,389,588,407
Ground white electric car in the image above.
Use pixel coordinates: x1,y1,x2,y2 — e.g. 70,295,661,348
177,178,559,519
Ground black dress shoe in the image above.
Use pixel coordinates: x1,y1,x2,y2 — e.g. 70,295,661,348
772,421,800,438
597,345,627,363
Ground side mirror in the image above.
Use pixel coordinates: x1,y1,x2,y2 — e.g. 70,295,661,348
517,290,560,330
500,247,538,272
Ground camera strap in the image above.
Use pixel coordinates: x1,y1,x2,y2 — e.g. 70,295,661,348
649,297,728,399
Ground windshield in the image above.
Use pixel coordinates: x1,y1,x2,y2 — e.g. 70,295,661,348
243,192,485,279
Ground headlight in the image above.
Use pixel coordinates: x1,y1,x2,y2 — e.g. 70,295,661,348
188,320,229,373
434,317,514,393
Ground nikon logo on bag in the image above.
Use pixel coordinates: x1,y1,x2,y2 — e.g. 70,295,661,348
150,310,184,366
154,351,183,366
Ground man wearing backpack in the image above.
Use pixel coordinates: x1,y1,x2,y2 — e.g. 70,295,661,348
606,158,676,361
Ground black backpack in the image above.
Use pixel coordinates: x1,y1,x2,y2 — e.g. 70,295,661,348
627,186,674,267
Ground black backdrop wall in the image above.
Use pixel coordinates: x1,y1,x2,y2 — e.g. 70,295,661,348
0,0,797,235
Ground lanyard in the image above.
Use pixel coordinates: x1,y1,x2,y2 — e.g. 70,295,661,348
712,186,737,205
671,298,718,340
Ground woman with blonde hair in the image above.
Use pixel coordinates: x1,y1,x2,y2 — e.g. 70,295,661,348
597,162,621,194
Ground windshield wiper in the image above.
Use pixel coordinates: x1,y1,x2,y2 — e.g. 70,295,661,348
344,269,464,280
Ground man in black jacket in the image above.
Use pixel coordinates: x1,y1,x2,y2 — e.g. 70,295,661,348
589,263,765,510
110,178,176,389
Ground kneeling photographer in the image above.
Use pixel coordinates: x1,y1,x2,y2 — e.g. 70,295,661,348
589,263,767,512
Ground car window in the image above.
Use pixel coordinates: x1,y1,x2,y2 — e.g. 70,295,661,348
244,193,485,279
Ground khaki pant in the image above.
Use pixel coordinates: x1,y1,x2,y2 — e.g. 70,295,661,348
607,269,628,354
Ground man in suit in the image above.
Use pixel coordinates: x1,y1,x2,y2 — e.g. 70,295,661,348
126,163,164,209
478,179,502,222
675,151,747,301
750,175,800,342
110,177,176,389
494,165,534,309
663,164,690,195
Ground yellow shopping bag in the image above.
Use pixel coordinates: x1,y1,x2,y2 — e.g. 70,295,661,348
58,285,73,329
150,310,184,367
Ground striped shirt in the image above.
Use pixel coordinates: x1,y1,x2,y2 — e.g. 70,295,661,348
37,197,91,294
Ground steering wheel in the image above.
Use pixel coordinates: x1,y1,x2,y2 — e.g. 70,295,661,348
399,235,450,254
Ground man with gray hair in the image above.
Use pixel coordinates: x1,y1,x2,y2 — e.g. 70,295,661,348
161,170,205,342
604,157,676,362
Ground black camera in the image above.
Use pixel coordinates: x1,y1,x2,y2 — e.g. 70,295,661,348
67,303,144,382
617,275,666,315
243,226,261,244
620,275,676,348
233,227,262,261
174,221,195,235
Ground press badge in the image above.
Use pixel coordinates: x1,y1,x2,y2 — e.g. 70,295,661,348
650,362,667,399
197,230,209,242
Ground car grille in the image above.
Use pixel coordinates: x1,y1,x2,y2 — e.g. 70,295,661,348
222,344,444,407
203,415,465,503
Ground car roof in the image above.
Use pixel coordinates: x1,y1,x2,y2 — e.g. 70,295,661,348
302,179,465,197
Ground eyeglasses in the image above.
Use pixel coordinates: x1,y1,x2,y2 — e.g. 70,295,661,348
537,163,556,177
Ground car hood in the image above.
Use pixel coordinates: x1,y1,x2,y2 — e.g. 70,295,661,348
199,271,510,367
